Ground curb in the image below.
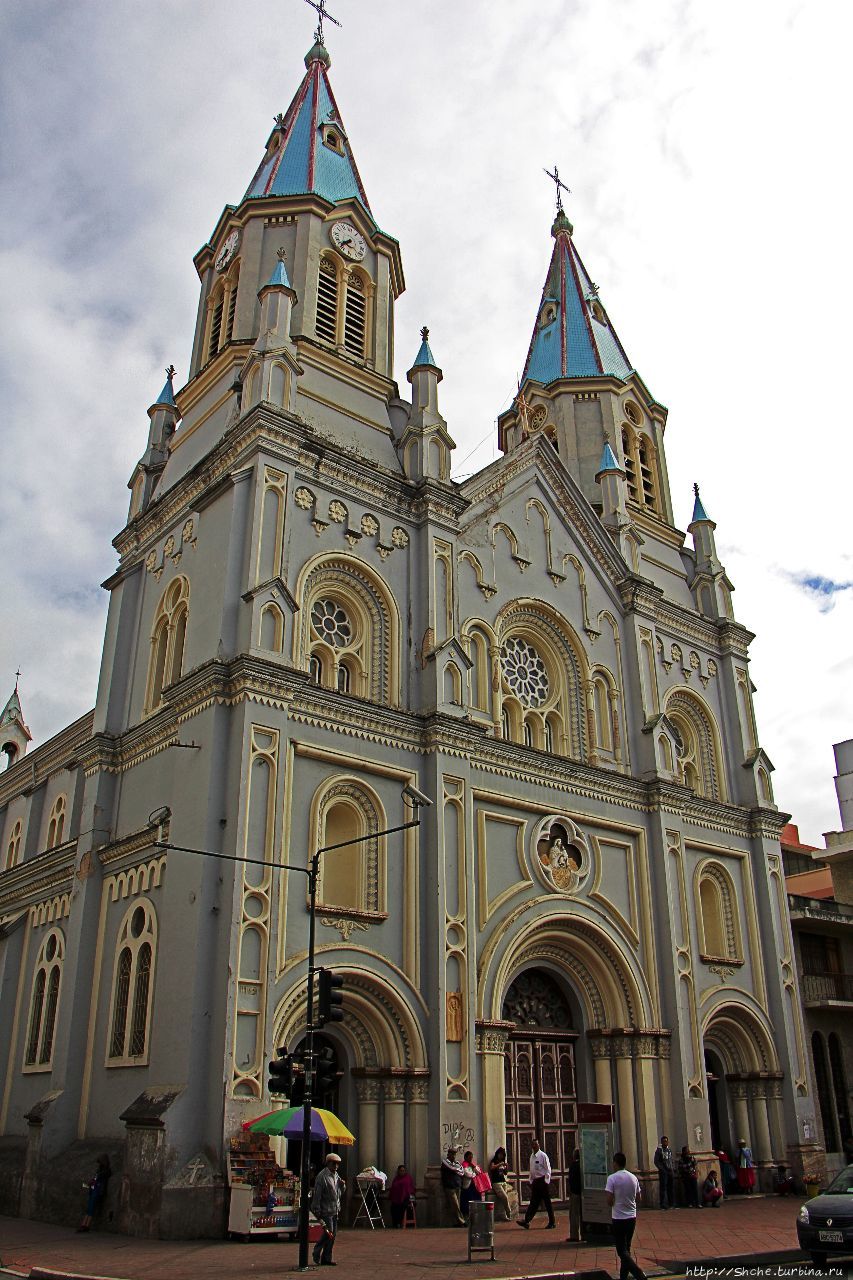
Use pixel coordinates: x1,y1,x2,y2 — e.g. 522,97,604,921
662,1249,807,1269
28,1270,131,1280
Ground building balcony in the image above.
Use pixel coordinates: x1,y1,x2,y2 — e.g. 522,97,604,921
801,970,853,1006
788,894,853,927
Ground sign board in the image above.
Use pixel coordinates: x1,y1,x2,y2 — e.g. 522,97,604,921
578,1103,615,1226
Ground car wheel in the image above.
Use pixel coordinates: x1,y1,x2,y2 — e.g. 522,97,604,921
810,1253,827,1270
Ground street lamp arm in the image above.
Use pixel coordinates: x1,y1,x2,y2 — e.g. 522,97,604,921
154,840,310,876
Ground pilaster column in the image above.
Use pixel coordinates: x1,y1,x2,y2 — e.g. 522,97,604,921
727,1076,752,1147
766,1074,785,1163
355,1077,381,1170
383,1077,407,1173
408,1077,430,1187
656,1045,673,1143
476,1020,514,1163
633,1037,660,1171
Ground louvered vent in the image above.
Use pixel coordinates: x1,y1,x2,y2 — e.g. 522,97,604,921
344,274,366,357
316,259,338,344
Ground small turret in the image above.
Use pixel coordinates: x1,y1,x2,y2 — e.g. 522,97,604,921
399,328,455,482
241,248,302,413
596,438,640,567
687,484,735,620
1,676,32,770
128,366,181,519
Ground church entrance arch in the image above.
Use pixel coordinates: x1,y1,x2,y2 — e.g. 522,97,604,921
502,969,578,1206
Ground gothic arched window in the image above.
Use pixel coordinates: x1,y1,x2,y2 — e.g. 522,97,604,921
621,424,661,514
206,262,240,362
108,900,157,1064
696,863,742,963
6,819,22,870
497,607,588,761
312,779,387,916
145,576,190,712
315,255,373,361
666,691,725,801
24,929,64,1069
46,795,66,849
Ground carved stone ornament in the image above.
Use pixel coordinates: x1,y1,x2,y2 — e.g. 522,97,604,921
531,815,589,894
360,513,379,536
320,915,370,942
391,526,409,548
502,970,573,1030
446,990,464,1042
328,500,347,523
294,486,314,509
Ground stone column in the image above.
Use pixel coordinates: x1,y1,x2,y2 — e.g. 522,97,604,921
656,1049,673,1144
727,1077,751,1148
408,1077,430,1189
383,1076,407,1173
355,1078,381,1171
767,1074,785,1165
476,1021,513,1163
634,1039,660,1172
748,1079,774,1163
614,1041,639,1169
588,1034,613,1104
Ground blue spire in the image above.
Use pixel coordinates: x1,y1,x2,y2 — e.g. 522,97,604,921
266,247,292,290
243,46,372,216
597,440,621,475
156,365,177,407
691,482,711,524
521,218,634,388
412,326,437,369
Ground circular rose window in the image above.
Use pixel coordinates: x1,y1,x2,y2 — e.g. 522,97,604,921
310,599,352,648
501,636,549,707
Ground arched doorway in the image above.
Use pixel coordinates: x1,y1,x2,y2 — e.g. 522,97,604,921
284,1032,344,1177
502,969,578,1206
705,1048,731,1153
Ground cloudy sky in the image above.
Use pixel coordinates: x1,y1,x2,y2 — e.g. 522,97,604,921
1,0,850,844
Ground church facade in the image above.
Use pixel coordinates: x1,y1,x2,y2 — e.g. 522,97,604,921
0,31,819,1235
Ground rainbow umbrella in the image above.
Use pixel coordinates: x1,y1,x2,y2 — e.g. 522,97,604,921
242,1105,355,1144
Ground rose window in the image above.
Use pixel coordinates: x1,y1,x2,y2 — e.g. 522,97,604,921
501,637,549,707
311,599,352,648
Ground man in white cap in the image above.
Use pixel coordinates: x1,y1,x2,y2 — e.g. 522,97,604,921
312,1151,345,1266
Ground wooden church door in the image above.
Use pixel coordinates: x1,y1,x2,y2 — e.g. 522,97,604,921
502,971,579,1207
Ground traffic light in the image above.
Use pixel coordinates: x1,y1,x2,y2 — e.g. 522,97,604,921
317,968,344,1026
315,1044,339,1093
268,1046,294,1096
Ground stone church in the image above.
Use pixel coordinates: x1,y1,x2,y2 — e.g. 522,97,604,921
0,26,818,1235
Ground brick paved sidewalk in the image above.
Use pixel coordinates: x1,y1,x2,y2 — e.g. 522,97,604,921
0,1196,805,1280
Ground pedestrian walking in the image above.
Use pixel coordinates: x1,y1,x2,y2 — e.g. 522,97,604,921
518,1137,556,1229
77,1154,111,1232
461,1150,484,1218
441,1145,466,1226
389,1164,416,1228
488,1147,512,1221
702,1168,723,1208
653,1135,674,1209
678,1145,699,1208
605,1151,647,1280
311,1151,345,1267
736,1139,755,1194
566,1148,583,1242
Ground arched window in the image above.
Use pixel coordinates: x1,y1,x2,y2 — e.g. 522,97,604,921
108,900,157,1064
46,796,66,849
497,608,587,761
259,602,284,653
145,576,190,712
206,263,239,362
298,557,399,706
621,427,639,503
621,425,660,513
24,929,64,1069
313,780,387,916
636,436,658,510
316,257,339,344
5,819,22,869
667,691,724,801
466,627,490,713
697,863,742,963
344,271,367,357
812,1032,839,1151
593,674,614,753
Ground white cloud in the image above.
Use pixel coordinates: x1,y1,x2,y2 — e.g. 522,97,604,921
1,0,851,843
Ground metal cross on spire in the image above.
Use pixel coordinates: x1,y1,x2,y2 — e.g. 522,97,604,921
544,165,571,214
304,0,341,46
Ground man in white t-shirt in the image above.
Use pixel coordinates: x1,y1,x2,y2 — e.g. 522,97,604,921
605,1152,647,1280
517,1137,556,1229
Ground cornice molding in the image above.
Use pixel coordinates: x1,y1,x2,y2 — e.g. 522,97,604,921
0,842,76,916
0,712,94,809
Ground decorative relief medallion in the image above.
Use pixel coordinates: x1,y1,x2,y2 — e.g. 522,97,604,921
328,500,347,523
294,486,314,509
531,815,589,894
320,916,370,942
530,405,547,430
501,636,549,707
361,513,379,536
391,526,409,548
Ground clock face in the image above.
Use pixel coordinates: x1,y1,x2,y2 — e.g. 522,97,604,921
215,229,240,273
330,221,366,261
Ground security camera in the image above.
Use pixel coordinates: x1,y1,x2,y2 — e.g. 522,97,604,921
402,783,432,810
